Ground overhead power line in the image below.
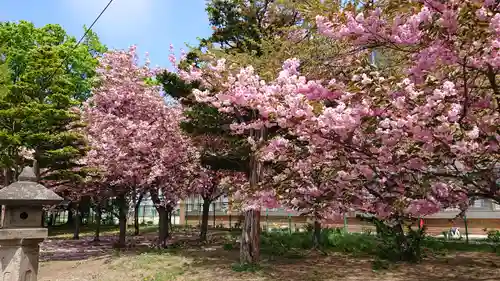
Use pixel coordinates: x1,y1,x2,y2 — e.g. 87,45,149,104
45,0,115,86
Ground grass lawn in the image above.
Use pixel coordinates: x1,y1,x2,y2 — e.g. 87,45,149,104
38,246,500,281
39,227,500,281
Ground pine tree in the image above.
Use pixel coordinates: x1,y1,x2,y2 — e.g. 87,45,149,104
0,57,13,185
0,21,106,184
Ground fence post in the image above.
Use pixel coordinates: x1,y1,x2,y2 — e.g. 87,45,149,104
185,202,188,227
142,205,145,224
343,213,348,232
213,202,216,227
464,215,469,244
198,203,202,227
265,208,269,232
288,213,292,234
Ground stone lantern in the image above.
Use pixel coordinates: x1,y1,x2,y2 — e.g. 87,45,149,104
0,166,63,281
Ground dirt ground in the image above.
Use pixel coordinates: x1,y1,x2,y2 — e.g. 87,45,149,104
38,231,500,281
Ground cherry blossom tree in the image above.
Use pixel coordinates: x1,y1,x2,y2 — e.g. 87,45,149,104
180,0,499,261
312,0,499,212
192,167,246,241
279,0,498,258
178,57,286,263
182,58,353,246
84,46,199,247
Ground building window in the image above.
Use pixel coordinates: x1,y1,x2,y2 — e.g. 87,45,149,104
472,199,486,208
493,202,500,210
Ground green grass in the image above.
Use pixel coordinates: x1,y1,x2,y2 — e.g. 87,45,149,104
422,238,498,253
231,263,263,272
104,251,191,281
39,227,500,281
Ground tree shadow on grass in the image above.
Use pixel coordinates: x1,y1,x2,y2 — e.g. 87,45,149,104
375,253,500,281
157,234,500,281
174,248,500,281
40,229,500,281
40,227,216,262
40,235,155,262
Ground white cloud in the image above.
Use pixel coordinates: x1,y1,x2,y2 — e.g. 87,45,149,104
63,0,156,34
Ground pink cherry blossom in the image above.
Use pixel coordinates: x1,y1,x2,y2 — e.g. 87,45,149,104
173,0,499,223
84,46,200,208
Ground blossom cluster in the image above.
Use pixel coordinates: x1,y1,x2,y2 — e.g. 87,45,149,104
84,46,200,207
177,0,499,222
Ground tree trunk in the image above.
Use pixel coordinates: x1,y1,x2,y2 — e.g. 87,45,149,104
168,211,173,233
313,219,322,248
94,204,102,242
240,127,264,264
67,207,74,226
73,207,80,240
392,222,422,262
158,206,170,247
200,197,211,242
133,192,144,236
33,159,41,181
3,168,13,186
393,222,407,260
41,210,46,227
78,196,91,226
133,206,140,236
240,209,261,264
54,212,60,225
150,189,172,247
48,212,55,227
117,194,127,248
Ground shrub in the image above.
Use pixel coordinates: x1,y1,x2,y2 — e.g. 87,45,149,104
304,222,315,233
223,242,234,251
361,227,373,235
422,236,495,254
260,227,378,257
373,220,426,263
258,222,500,264
487,230,500,243
261,231,313,257
323,228,377,255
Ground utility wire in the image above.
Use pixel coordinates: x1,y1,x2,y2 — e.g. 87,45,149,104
44,0,115,86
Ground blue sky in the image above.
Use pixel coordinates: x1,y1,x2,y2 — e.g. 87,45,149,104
0,0,213,68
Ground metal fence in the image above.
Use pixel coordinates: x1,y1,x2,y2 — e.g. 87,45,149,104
181,201,304,231
136,205,181,225
45,198,303,228
45,205,181,227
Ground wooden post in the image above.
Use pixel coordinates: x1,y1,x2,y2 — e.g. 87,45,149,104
265,209,269,232
464,215,469,244
213,202,216,227
178,200,186,225
288,214,292,234
343,213,348,232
